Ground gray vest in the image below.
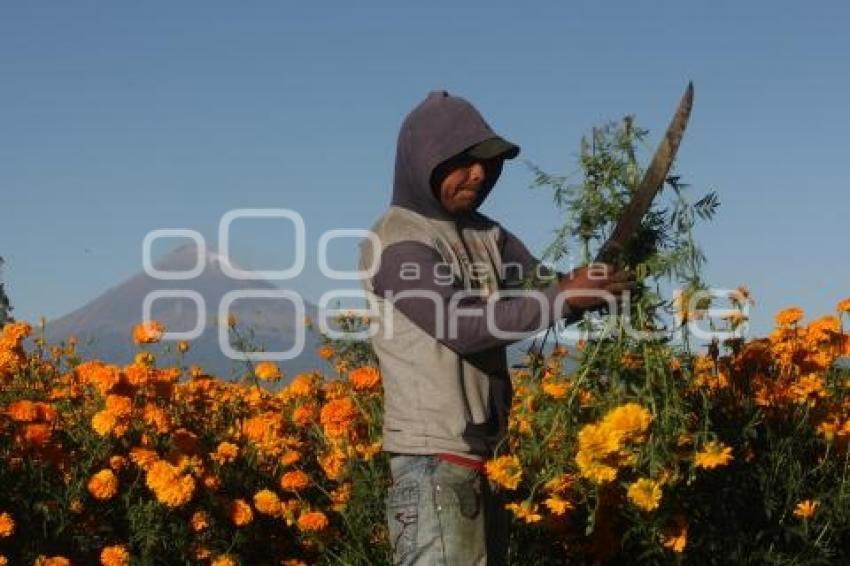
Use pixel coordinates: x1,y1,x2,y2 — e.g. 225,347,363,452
359,206,512,458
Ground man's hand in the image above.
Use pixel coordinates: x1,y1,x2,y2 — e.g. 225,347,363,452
558,263,636,312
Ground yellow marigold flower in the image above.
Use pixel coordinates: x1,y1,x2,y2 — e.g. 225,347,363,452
229,498,253,526
318,345,335,360
254,489,282,516
505,500,542,524
91,410,118,437
211,555,237,566
212,441,239,465
88,469,119,501
575,452,618,484
319,397,358,438
349,366,381,390
296,510,329,532
660,518,688,553
133,351,155,367
132,320,165,344
543,495,573,516
100,544,129,566
577,422,621,458
627,478,663,511
542,381,569,399
69,499,84,514
0,512,14,537
190,510,209,532
280,470,310,492
793,499,818,519
177,340,190,353
254,361,282,382
484,455,522,490
694,440,733,469
602,403,652,442
775,307,804,327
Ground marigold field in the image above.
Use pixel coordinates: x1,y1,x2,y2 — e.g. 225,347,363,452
0,299,849,565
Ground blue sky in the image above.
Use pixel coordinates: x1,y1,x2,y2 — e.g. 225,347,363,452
2,1,848,337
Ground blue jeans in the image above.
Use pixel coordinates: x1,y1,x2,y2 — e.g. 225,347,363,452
386,454,509,566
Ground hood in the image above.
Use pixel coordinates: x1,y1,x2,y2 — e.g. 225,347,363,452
391,90,520,220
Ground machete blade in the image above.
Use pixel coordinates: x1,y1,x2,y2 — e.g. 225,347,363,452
595,82,694,265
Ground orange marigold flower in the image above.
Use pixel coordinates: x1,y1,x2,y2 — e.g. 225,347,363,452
190,510,209,532
105,394,133,418
318,345,335,360
291,404,316,427
319,450,347,481
296,510,329,532
837,298,850,313
129,447,159,471
109,456,128,471
6,400,38,422
211,555,237,566
286,373,315,399
132,320,165,344
229,498,253,526
253,489,282,516
280,450,302,467
212,441,239,465
76,361,121,395
254,361,282,382
145,460,195,507
280,470,310,492
319,398,358,438
793,499,818,519
88,469,119,500
602,403,652,441
100,544,130,566
349,366,381,390
694,440,733,469
775,307,804,327
177,340,190,353
34,556,71,566
485,455,523,490
0,512,14,537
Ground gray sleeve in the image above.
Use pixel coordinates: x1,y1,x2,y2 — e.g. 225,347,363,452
371,241,577,356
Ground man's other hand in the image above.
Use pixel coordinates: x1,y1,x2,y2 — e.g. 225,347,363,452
558,263,637,312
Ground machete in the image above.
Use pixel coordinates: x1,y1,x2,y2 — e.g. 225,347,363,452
595,82,694,265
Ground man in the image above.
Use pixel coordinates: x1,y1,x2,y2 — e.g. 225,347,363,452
358,90,634,565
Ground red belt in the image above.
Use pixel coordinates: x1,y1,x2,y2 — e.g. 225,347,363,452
436,452,486,471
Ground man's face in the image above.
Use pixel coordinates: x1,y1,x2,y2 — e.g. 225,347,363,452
432,156,504,215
